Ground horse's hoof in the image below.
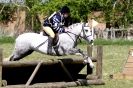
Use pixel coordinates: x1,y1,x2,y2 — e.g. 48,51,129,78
83,59,94,68
90,63,94,68
75,53,82,56
83,59,88,64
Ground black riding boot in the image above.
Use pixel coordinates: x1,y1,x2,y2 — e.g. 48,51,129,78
53,33,59,46
47,37,54,55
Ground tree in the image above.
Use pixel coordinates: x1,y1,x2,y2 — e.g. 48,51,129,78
1,0,133,32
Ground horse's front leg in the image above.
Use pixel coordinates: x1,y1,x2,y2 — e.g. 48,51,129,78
68,48,94,68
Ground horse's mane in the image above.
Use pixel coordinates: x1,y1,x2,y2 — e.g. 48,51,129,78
68,23,81,29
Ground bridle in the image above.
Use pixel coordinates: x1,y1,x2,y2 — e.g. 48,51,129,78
82,23,93,39
66,23,93,44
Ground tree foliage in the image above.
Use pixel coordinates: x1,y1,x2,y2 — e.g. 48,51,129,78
0,4,17,23
0,0,133,29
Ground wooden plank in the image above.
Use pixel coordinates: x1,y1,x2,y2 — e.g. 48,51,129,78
3,58,97,68
0,48,2,87
128,56,133,59
96,46,103,79
3,60,59,68
59,60,74,81
26,61,43,86
122,71,133,75
86,75,98,80
4,79,105,88
128,55,133,58
125,63,133,68
87,45,93,74
123,68,133,74
123,68,133,71
127,58,133,63
111,49,133,80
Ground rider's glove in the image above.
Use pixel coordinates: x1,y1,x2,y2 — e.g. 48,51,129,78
65,27,69,32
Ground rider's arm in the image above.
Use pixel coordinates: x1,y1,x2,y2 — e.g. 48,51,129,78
52,14,65,33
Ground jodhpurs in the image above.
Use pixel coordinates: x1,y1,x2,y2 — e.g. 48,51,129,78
43,26,55,38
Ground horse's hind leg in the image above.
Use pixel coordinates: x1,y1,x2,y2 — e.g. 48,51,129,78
10,50,34,61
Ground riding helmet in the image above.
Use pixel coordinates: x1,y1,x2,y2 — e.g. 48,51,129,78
60,6,70,14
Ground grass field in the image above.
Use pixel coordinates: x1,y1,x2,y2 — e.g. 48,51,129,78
1,43,133,88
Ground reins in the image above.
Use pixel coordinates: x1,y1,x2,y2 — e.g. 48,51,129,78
66,23,92,43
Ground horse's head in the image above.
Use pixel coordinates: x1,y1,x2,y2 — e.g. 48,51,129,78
80,23,94,43
67,23,94,44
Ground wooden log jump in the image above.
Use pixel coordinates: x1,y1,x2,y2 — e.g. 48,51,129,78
26,61,43,86
0,46,104,88
2,58,96,68
86,46,103,80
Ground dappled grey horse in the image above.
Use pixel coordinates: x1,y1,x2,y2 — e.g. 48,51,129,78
5,23,94,68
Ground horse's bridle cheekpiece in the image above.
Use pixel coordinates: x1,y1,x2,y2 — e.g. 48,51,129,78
66,23,92,43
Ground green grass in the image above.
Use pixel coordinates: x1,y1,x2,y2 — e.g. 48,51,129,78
94,39,133,45
0,36,15,44
1,43,133,88
80,39,133,45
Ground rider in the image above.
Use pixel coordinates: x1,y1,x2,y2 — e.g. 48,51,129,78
43,6,70,54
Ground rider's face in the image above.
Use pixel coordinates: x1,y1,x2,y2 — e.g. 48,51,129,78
63,13,69,18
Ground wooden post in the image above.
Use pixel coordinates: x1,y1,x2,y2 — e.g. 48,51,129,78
26,61,43,86
110,30,112,39
87,45,93,74
0,48,3,87
96,46,103,79
31,16,34,31
59,60,73,81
